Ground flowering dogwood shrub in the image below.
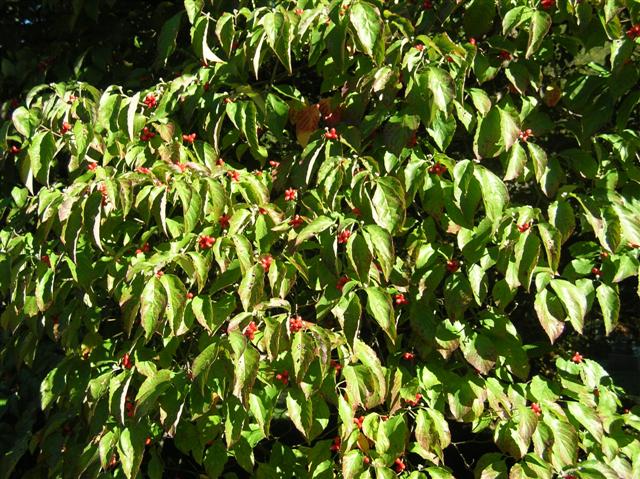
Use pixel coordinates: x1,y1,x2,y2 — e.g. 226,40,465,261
1,0,640,478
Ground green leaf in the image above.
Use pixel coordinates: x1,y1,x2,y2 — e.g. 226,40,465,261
427,67,455,114
28,131,56,185
286,388,313,439
262,12,292,74
596,283,619,336
191,341,219,379
349,1,382,58
160,274,187,335
184,0,204,24
566,401,603,443
135,369,174,418
502,6,533,35
473,107,519,159
295,215,335,247
117,425,146,479
363,225,394,281
549,279,587,334
371,177,405,234
127,92,140,141
474,165,509,223
229,332,260,404
238,264,264,312
364,287,396,344
526,11,552,58
347,232,372,282
534,289,565,343
140,276,168,341
156,12,183,67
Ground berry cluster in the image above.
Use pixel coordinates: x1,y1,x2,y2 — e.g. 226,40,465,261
446,259,460,273
182,133,196,144
135,243,151,255
284,187,297,201
243,321,258,341
325,127,339,140
275,370,289,385
143,93,157,109
122,353,133,370
394,293,409,306
136,166,151,174
628,24,640,39
61,121,72,134
518,128,534,142
289,214,303,228
219,214,231,229
198,235,215,249
517,221,532,233
541,0,555,10
260,255,273,272
329,436,341,452
336,275,349,291
337,229,351,244
428,162,447,176
289,315,304,333
140,127,156,141
353,416,365,429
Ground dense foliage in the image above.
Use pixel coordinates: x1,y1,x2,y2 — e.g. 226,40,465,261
2,0,640,477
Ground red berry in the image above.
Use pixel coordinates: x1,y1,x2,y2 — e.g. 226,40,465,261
469,37,477,46
219,214,231,229
591,267,601,277
352,207,361,216
41,255,51,267
295,8,304,15
143,94,157,109
9,145,21,155
402,352,415,361
336,275,349,292
499,50,512,61
156,270,164,278
61,121,72,134
394,458,406,473
186,292,194,300
330,359,342,373
260,255,273,272
289,315,304,333
530,402,542,416
363,456,371,465
428,162,447,176
571,352,583,364
415,44,424,51
87,162,98,171
517,222,532,233
446,259,460,273
284,188,297,201
337,229,351,244
228,170,240,182
394,293,409,306
244,321,258,340
422,0,432,9
269,160,280,169
325,128,339,140
353,416,364,429
289,214,304,228
182,133,196,144
541,0,555,10
198,235,216,249
122,353,132,369
145,437,152,446
136,166,151,174
330,435,341,452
